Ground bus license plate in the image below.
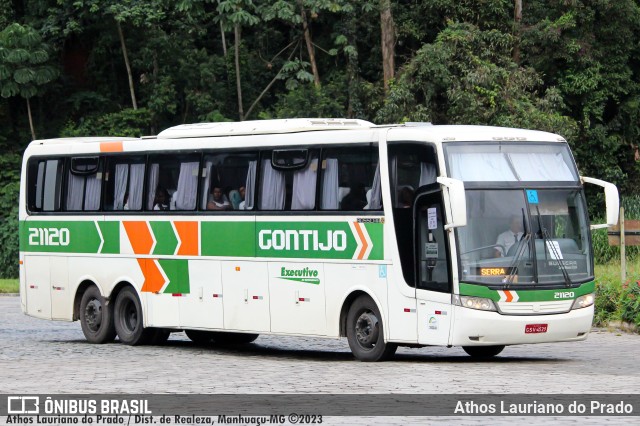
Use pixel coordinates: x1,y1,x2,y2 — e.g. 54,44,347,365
525,324,548,334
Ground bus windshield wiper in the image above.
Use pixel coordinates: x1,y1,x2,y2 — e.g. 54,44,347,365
503,208,529,288
535,206,572,288
503,232,531,288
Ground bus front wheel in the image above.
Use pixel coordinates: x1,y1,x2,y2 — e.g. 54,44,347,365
346,295,397,362
79,286,116,344
462,345,505,359
114,286,151,345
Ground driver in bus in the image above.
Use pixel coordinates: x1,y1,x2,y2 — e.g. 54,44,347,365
495,215,524,257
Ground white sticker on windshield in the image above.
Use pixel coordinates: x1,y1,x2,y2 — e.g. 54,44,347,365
546,241,563,260
427,208,437,230
425,243,438,258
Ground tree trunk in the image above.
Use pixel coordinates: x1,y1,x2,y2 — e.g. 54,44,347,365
117,20,138,110
220,22,227,57
299,1,320,87
380,0,395,92
513,0,523,64
234,24,244,121
26,97,35,140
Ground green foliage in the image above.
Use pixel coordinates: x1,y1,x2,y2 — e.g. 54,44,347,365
591,195,640,264
0,140,20,278
593,279,622,327
60,108,153,138
620,283,640,329
0,23,58,99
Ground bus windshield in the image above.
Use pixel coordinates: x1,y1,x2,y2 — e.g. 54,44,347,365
457,189,592,287
445,142,578,182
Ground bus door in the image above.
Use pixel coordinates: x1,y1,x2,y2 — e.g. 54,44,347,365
414,187,453,345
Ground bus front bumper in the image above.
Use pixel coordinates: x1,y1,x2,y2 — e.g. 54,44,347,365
450,305,594,346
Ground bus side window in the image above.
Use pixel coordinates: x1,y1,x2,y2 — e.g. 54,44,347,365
319,146,379,211
105,157,145,211
146,155,199,211
202,152,258,211
258,150,318,211
66,157,103,211
27,158,63,212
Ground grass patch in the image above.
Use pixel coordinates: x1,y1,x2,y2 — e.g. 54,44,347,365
0,279,18,293
594,261,640,329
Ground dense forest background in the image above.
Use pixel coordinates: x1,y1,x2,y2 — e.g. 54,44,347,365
0,0,639,276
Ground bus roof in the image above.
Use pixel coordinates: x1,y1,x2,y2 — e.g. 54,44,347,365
28,136,138,145
157,118,375,139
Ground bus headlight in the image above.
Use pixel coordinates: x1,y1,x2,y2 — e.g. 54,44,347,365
452,295,497,312
571,293,595,310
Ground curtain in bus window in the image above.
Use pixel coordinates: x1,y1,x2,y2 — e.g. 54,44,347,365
366,162,382,210
291,159,317,210
321,158,339,209
128,163,145,210
419,162,437,186
449,153,516,181
260,159,285,210
84,174,102,210
174,161,199,210
507,152,575,181
244,160,257,210
114,164,129,210
201,161,213,209
66,172,85,210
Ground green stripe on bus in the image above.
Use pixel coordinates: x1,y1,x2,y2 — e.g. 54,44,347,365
98,221,119,254
150,221,178,255
459,281,595,302
160,259,190,294
201,221,256,257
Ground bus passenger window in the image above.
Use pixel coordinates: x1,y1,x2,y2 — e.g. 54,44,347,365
259,150,318,211
27,158,63,212
66,157,103,211
147,155,199,211
105,157,145,211
201,152,258,211
319,146,379,211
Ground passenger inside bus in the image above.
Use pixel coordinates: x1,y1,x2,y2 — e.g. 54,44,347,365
153,187,170,211
207,186,231,210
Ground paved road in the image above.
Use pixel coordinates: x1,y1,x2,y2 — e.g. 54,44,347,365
0,297,638,424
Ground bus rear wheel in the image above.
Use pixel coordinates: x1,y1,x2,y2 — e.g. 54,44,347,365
346,295,397,362
79,286,116,344
114,286,151,345
462,345,505,359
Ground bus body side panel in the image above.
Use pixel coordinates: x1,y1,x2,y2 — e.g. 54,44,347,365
23,254,52,320
325,263,388,339
385,265,419,343
221,260,270,332
268,261,327,336
179,259,224,330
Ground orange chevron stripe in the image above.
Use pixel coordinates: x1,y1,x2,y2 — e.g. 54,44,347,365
139,258,166,293
353,222,369,260
123,221,154,255
504,290,513,302
174,221,199,256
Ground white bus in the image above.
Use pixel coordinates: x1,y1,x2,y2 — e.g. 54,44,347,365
19,119,619,361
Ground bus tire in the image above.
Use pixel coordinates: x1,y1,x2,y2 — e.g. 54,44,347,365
211,332,259,344
114,286,151,345
346,295,397,362
462,345,505,359
185,330,215,345
79,286,116,344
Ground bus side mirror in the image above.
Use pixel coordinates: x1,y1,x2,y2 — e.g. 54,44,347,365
580,176,619,230
436,177,467,229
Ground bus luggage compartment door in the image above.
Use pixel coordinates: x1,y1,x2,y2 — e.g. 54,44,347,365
221,261,270,332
